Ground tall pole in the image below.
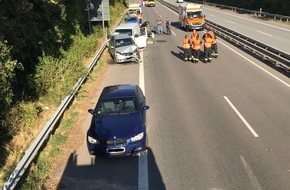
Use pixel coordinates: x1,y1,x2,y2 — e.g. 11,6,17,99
87,2,92,34
102,1,105,35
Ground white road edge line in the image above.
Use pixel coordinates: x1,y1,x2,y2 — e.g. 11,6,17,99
138,51,149,190
227,20,237,24
257,30,272,36
240,155,263,190
219,40,290,88
224,96,259,137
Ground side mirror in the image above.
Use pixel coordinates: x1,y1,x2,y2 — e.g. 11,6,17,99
88,109,94,115
143,105,150,111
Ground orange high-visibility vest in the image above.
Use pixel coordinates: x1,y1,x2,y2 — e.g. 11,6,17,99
204,37,212,48
183,38,190,49
192,39,201,50
191,33,199,40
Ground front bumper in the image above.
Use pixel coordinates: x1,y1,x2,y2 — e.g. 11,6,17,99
187,23,205,30
87,136,146,157
115,52,140,63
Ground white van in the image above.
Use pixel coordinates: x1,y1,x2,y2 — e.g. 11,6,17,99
113,23,148,48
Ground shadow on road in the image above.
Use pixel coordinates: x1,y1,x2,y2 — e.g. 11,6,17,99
56,148,165,190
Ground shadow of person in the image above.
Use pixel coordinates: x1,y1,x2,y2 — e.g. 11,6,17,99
170,50,185,61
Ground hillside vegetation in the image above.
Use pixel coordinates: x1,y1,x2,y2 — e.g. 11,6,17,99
0,0,126,186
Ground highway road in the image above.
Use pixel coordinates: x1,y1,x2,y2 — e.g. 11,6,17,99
52,1,290,190
182,0,290,55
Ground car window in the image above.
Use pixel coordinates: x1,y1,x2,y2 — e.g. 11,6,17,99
126,17,138,23
136,86,144,105
115,29,133,36
139,27,146,36
96,98,138,116
187,11,203,18
115,38,135,48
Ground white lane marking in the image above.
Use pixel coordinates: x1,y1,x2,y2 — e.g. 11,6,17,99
224,96,259,137
210,14,216,17
205,7,290,32
138,150,149,190
240,155,263,190
138,50,149,190
172,31,176,36
219,40,290,88
227,20,237,24
257,30,272,36
139,50,145,95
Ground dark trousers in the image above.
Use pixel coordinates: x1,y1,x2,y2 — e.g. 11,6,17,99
204,47,212,61
193,49,201,60
183,49,192,60
212,43,218,57
166,26,171,35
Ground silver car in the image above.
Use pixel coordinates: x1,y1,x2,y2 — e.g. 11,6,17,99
107,34,140,63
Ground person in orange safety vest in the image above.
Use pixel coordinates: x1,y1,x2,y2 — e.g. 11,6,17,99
192,35,202,63
183,35,192,61
191,29,199,41
208,29,218,58
203,32,213,63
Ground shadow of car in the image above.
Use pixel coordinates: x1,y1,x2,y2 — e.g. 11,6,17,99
87,84,150,158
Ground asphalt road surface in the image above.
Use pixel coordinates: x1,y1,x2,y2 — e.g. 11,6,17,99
54,1,290,190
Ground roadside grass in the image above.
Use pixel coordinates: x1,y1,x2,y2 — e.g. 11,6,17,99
20,59,107,190
0,1,126,188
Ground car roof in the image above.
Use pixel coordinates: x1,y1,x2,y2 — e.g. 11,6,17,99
113,33,132,40
115,23,139,30
100,84,138,99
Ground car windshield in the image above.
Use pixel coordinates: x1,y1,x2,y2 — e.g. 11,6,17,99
126,17,138,23
115,38,135,48
95,98,138,116
114,29,133,36
129,9,138,14
187,11,203,18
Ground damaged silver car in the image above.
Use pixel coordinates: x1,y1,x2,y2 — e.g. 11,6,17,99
107,34,141,63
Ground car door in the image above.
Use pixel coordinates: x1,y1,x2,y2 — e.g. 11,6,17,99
134,27,147,48
108,36,116,58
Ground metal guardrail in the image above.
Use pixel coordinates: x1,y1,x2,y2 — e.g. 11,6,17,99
204,20,290,70
188,0,290,22
157,0,290,71
1,12,126,190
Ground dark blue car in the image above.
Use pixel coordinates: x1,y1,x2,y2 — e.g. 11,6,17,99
125,16,139,24
87,84,149,157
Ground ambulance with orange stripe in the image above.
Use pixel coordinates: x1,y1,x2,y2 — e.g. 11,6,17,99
178,4,205,31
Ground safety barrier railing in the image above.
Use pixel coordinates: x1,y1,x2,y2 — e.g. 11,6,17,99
1,11,126,190
157,0,290,71
188,0,290,22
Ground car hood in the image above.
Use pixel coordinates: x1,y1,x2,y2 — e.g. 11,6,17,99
116,45,137,54
93,114,142,140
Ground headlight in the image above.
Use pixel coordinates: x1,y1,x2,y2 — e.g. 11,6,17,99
131,132,144,142
88,136,100,144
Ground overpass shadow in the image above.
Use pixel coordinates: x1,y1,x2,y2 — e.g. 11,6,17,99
56,148,165,190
